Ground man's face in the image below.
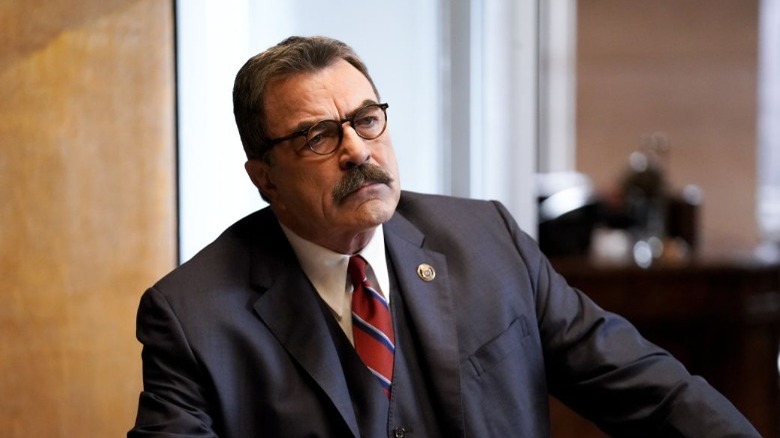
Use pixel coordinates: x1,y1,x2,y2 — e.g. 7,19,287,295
245,59,401,253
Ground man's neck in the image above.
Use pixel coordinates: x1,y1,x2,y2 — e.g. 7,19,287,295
278,222,378,255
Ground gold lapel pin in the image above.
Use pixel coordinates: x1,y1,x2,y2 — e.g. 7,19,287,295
417,263,436,282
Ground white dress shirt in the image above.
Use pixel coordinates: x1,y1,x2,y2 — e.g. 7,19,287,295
279,222,390,344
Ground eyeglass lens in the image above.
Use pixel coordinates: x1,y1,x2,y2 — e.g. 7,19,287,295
305,104,387,154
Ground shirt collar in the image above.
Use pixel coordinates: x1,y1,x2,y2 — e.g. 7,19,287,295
279,222,390,319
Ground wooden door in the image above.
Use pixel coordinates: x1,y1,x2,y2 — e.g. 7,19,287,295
0,1,176,436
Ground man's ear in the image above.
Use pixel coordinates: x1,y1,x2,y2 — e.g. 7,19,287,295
245,159,277,202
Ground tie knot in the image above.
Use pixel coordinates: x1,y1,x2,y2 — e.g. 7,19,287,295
348,255,368,287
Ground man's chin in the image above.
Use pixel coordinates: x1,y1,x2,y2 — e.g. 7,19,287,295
338,182,392,205
346,188,399,222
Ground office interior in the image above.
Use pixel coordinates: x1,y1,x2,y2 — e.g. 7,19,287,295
1,1,778,437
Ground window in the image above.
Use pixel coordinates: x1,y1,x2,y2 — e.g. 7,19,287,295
176,0,540,261
757,0,780,244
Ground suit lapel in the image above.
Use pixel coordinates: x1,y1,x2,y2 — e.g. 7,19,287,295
384,213,466,436
242,207,465,436
246,214,360,437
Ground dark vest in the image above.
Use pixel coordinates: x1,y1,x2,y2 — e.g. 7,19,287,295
317,256,451,437
319,294,390,437
385,257,452,437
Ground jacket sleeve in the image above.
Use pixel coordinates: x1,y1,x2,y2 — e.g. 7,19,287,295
492,200,760,437
128,287,219,437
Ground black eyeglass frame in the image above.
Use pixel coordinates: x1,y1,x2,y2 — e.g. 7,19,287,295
263,103,389,155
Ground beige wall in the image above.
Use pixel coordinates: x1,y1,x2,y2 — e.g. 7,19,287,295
577,0,760,254
0,1,175,436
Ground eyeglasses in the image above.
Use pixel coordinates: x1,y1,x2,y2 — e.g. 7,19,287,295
265,103,389,155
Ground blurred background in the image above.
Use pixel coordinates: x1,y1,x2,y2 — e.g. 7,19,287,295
1,0,778,436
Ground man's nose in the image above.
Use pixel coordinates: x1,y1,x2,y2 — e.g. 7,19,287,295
338,124,371,169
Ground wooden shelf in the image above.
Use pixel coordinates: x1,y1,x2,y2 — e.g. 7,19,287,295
548,251,780,437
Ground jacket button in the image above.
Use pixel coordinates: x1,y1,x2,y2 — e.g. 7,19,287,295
393,427,407,438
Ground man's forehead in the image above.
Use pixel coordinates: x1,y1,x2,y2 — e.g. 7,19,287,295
263,60,378,130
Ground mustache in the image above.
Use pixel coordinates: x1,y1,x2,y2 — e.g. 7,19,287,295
332,163,394,204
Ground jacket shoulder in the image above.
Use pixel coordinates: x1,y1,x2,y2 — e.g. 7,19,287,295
152,207,289,295
397,191,500,219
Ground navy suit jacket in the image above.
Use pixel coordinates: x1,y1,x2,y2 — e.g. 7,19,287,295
129,191,758,437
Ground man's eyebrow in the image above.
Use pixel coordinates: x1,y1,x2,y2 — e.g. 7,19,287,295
288,99,381,133
347,99,380,117
289,119,316,133
360,98,379,107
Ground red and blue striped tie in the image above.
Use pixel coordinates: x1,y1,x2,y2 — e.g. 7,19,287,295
348,255,395,398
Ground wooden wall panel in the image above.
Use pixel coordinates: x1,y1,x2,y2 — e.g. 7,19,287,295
576,0,760,254
0,1,175,436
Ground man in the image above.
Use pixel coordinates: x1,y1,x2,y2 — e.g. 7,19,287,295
129,36,758,437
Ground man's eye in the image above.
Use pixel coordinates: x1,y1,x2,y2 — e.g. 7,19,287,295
306,124,328,144
305,122,339,149
355,115,378,127
307,133,325,146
